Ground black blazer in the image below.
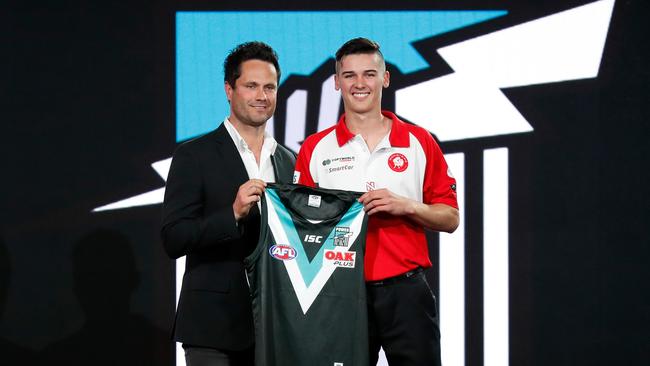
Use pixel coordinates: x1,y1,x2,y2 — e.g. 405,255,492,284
161,123,295,350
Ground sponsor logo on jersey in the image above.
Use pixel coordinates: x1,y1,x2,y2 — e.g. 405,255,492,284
327,165,354,173
324,156,355,172
333,227,352,247
269,244,297,260
388,153,408,172
366,181,376,192
324,250,356,268
304,234,323,243
332,156,355,163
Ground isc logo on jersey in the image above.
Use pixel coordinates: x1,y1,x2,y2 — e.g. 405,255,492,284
269,244,297,260
304,234,323,243
324,250,356,268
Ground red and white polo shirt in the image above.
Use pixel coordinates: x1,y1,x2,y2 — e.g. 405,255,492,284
294,111,458,281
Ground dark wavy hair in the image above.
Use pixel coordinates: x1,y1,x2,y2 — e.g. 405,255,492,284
224,41,281,88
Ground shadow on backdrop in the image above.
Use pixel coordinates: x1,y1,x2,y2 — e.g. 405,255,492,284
0,234,38,364
41,229,171,365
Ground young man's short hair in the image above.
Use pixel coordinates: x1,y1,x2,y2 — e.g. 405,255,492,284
335,37,385,73
224,41,281,88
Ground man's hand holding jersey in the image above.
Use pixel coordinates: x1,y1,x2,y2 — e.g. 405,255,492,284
233,179,267,221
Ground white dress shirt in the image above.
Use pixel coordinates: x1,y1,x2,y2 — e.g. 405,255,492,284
223,118,277,183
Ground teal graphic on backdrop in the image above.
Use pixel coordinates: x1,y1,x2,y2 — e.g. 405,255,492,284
175,10,507,142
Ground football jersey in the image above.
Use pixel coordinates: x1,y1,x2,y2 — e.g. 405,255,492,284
244,183,368,366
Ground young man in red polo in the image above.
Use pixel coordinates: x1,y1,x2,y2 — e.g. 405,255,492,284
293,37,459,366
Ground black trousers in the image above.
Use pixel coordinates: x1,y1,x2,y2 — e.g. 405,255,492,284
183,345,254,366
367,271,442,366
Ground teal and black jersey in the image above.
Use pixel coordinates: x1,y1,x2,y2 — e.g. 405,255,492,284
244,183,369,366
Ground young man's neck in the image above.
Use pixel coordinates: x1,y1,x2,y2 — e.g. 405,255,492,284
344,109,387,135
344,109,391,152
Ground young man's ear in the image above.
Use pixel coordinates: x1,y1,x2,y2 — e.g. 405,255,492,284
383,70,391,88
334,74,341,91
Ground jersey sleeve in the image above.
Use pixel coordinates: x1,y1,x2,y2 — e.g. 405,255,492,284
419,130,458,209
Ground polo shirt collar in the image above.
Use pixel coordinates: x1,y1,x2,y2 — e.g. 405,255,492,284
335,110,410,148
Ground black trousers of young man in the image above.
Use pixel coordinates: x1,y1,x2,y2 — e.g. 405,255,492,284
367,268,442,366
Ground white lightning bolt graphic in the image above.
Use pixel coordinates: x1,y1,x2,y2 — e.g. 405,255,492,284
93,158,171,212
396,0,614,141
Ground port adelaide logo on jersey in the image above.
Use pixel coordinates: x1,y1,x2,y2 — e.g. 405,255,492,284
269,244,297,261
322,156,355,174
333,227,352,247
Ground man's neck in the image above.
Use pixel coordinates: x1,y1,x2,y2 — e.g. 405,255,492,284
344,109,385,134
229,117,266,162
344,109,391,152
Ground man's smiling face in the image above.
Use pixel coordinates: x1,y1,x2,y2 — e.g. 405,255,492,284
226,59,278,128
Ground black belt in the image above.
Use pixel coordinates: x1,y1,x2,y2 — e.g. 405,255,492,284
367,267,424,287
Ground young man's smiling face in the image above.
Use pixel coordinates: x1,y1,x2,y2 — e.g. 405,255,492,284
335,52,390,115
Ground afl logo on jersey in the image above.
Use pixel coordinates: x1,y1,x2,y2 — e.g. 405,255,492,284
269,244,297,260
388,153,408,172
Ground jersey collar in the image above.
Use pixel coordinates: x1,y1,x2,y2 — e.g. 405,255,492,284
335,110,410,148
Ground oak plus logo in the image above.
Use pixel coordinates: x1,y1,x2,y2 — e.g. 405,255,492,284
323,250,356,268
93,2,615,366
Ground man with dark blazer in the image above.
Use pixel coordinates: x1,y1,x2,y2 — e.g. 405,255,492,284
161,42,295,366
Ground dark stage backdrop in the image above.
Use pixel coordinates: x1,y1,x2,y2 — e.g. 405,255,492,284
3,1,649,365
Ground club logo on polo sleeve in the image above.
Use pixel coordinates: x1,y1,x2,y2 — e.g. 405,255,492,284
269,244,297,260
388,153,408,172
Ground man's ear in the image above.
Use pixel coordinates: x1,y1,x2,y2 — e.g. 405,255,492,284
383,70,390,88
225,82,233,103
334,74,341,91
